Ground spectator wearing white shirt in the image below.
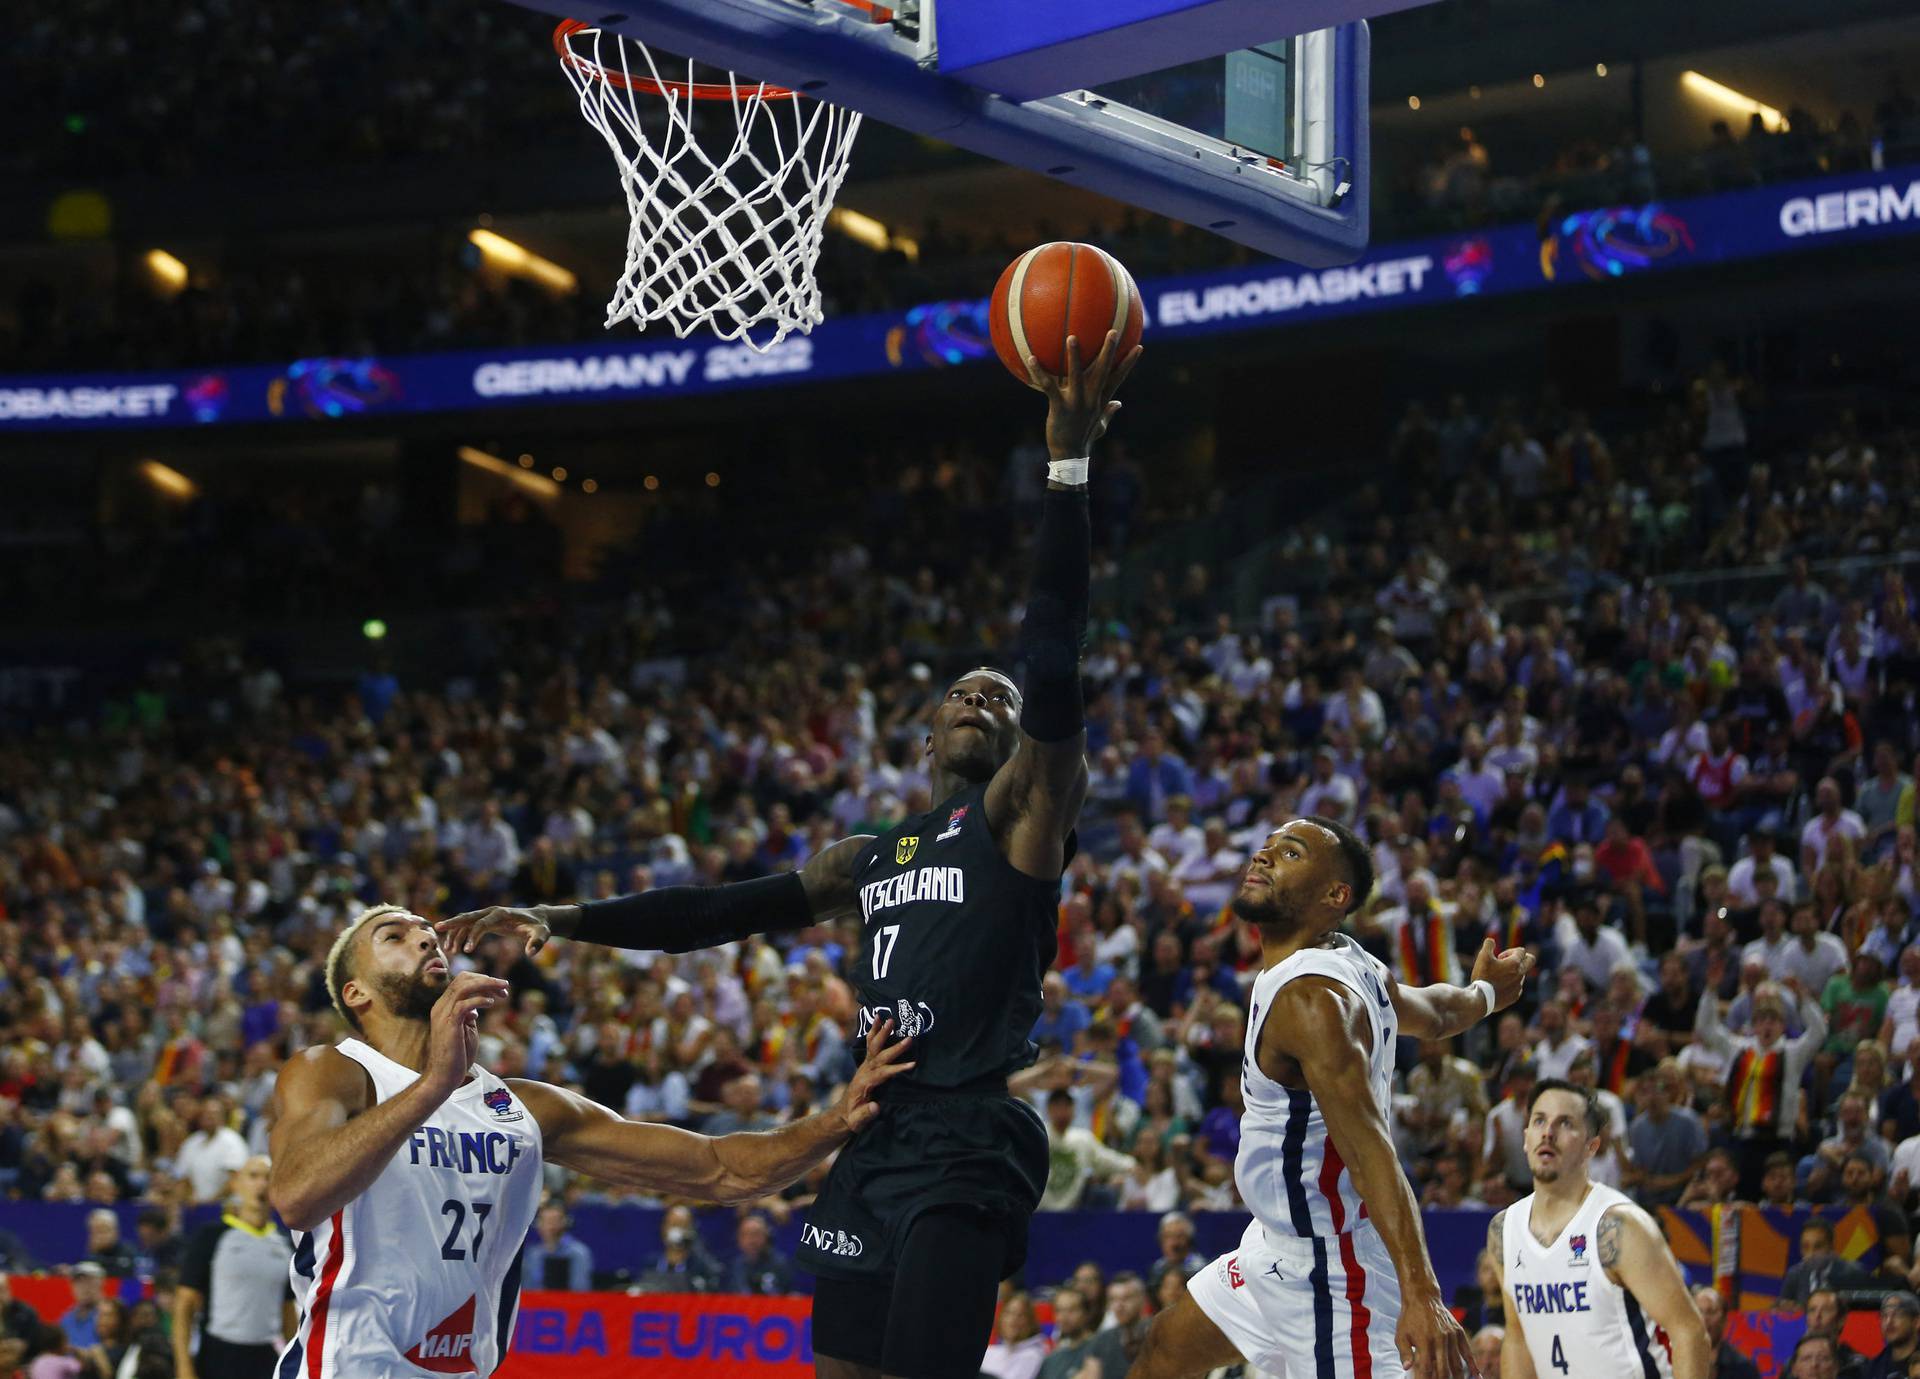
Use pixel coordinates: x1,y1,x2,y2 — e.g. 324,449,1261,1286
1775,903,1850,996
1169,820,1246,914
1324,665,1387,746
1801,776,1867,873
1531,999,1593,1081
173,1096,251,1204
1727,831,1799,906
1147,797,1206,868
1108,816,1171,894
1741,901,1795,982
1881,944,1920,1070
1554,895,1634,994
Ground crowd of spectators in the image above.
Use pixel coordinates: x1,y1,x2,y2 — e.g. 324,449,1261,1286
0,363,1917,1376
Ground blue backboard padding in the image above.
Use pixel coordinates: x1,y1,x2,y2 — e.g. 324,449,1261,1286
938,0,1424,101
504,0,1370,266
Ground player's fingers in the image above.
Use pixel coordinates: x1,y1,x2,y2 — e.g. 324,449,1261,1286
874,1059,916,1081
1112,342,1144,393
1065,333,1084,384
1455,1330,1479,1379
873,1034,913,1064
1021,354,1056,395
1090,328,1119,380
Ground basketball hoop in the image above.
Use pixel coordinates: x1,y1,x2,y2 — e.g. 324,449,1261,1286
553,19,862,351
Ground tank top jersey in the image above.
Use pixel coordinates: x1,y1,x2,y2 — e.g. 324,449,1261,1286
1236,933,1399,1240
1502,1182,1674,1379
277,1039,544,1379
850,781,1064,1087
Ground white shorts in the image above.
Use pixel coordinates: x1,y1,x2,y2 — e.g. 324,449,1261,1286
1188,1217,1405,1379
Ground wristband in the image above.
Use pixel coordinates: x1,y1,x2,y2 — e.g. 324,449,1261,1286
1047,457,1090,486
1470,978,1498,1018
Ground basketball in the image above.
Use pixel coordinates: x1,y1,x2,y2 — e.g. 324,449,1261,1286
989,242,1145,384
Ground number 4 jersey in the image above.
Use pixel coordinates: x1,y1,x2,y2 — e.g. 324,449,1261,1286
277,1038,544,1379
1502,1182,1674,1379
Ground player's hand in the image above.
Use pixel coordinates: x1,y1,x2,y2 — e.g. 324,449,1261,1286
425,972,511,1097
1471,938,1534,1013
834,1017,915,1133
1396,1290,1477,1379
1026,329,1143,459
436,904,564,958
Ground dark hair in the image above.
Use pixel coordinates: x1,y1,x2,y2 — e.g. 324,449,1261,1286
1047,1089,1076,1108
1764,1151,1795,1172
1802,1218,1834,1245
1791,1335,1837,1362
1301,814,1375,916
1526,1078,1606,1138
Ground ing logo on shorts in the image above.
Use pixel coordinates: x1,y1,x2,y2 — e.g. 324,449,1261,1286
1225,1257,1245,1290
800,1223,864,1258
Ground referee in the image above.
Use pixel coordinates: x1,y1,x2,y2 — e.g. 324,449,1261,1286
174,1155,294,1379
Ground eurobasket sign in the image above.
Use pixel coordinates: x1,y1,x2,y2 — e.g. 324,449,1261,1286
1,163,1915,432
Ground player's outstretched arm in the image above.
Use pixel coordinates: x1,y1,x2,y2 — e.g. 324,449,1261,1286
1598,1205,1712,1379
268,972,510,1230
437,833,876,957
984,330,1139,880
1275,979,1474,1379
1392,938,1534,1039
1486,1212,1541,1379
514,1017,913,1204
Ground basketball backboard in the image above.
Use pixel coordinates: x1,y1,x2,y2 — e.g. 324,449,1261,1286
507,0,1399,266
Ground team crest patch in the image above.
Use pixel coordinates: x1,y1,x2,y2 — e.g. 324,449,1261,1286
1568,1234,1587,1266
896,836,919,865
482,1088,523,1123
936,806,968,842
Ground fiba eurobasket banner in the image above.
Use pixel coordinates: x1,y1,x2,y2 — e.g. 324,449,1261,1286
499,1292,814,1377
2,161,1917,431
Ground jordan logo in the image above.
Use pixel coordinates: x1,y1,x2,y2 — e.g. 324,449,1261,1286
404,1295,478,1374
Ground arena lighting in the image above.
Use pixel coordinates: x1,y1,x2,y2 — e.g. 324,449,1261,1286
1681,71,1786,132
1407,96,1420,110
467,229,579,294
362,619,388,640
138,459,197,500
146,249,187,292
1596,63,1608,77
827,207,920,261
457,444,561,499
1532,73,1545,89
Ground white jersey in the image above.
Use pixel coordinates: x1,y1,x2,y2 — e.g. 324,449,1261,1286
1237,934,1399,1239
277,1039,544,1379
1503,1182,1673,1379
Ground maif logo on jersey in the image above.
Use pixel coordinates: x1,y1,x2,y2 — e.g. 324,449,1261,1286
896,836,919,864
482,1088,523,1123
1568,1234,1588,1267
405,1295,479,1374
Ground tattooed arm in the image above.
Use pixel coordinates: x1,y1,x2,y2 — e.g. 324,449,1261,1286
1597,1205,1712,1379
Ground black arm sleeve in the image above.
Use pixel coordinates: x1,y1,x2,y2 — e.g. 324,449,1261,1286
573,871,814,953
1018,485,1091,743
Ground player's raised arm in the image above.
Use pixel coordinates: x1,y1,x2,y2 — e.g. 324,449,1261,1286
1392,937,1535,1039
982,330,1139,879
1274,977,1474,1379
1596,1205,1712,1379
436,832,876,957
513,1016,913,1203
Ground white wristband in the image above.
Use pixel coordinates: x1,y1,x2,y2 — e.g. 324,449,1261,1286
1470,978,1497,1019
1047,457,1091,486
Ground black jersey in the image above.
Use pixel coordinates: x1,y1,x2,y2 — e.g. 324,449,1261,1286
850,781,1063,1087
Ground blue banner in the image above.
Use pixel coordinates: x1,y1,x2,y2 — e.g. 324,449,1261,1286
2,164,1915,432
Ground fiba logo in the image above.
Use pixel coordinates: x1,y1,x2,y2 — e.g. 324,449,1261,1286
800,1223,864,1258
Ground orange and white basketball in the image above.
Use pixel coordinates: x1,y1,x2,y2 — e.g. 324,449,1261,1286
989,242,1145,384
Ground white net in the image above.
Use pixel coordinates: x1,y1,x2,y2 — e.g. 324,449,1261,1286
555,22,863,351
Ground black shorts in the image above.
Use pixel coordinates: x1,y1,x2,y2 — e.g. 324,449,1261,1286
195,1335,280,1378
794,1083,1048,1282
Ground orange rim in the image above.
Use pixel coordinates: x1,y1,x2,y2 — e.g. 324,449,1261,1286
554,19,799,101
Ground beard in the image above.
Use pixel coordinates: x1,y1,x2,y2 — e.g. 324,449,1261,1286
936,728,1009,783
373,963,445,1022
